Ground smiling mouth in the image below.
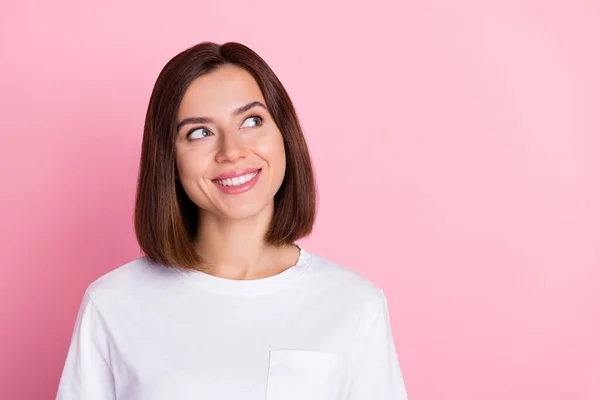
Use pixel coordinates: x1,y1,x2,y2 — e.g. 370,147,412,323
213,169,262,187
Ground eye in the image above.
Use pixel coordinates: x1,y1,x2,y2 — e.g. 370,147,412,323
187,127,212,140
241,115,263,128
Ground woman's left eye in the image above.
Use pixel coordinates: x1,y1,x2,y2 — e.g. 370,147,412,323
241,115,263,128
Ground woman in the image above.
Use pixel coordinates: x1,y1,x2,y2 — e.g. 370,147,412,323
56,41,409,400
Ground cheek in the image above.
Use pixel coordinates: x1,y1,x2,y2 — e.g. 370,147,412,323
176,151,212,205
176,148,207,179
254,131,286,168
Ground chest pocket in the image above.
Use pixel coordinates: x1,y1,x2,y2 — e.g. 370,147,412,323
266,349,340,400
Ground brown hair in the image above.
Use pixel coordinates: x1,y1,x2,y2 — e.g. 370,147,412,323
134,41,317,270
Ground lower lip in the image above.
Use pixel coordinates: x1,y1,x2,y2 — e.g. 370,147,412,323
212,169,262,195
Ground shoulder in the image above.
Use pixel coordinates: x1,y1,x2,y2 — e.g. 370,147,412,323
304,249,387,305
83,255,177,306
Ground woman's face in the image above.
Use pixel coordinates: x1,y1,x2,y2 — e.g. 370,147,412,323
175,64,287,221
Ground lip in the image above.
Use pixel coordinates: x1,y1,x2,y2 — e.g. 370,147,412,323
212,169,262,195
212,168,262,181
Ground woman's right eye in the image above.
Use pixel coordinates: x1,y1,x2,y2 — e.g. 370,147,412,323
187,127,212,140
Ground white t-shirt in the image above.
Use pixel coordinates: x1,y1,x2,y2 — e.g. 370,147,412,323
56,247,409,399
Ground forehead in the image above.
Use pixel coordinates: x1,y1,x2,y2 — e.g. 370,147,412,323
178,64,266,119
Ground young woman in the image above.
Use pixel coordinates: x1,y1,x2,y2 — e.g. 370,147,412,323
57,41,409,400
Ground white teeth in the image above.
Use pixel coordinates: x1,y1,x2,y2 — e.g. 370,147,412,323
216,171,258,187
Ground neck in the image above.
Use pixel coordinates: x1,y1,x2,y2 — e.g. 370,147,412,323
194,203,299,279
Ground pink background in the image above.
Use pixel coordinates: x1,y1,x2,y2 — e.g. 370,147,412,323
1,0,598,398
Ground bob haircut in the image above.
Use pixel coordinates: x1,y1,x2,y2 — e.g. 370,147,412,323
134,41,317,271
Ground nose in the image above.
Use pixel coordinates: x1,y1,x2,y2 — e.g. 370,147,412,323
215,131,246,163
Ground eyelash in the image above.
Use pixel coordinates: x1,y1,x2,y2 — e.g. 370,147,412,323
186,115,264,140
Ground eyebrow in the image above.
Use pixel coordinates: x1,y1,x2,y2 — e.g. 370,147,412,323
176,101,268,132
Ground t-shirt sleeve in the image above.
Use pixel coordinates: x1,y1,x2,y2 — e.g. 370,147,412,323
343,289,409,400
56,291,116,400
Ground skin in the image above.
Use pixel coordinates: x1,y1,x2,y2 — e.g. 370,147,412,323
175,64,300,279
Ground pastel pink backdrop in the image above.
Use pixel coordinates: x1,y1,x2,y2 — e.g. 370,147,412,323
1,0,598,399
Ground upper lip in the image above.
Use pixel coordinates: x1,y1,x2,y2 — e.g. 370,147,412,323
212,168,261,180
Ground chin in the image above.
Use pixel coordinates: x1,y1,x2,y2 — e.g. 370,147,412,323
193,178,280,222
215,200,273,221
